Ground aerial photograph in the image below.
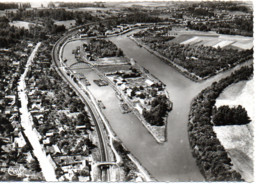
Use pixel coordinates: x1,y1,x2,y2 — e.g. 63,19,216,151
0,0,255,182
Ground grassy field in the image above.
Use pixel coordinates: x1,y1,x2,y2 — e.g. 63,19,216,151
213,79,254,182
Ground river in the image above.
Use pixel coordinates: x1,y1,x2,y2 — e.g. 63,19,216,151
63,30,252,181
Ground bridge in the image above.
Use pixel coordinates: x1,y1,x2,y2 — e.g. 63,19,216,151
69,61,91,70
95,161,117,167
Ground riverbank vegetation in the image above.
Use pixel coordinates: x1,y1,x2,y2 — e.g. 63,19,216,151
133,30,253,80
113,140,142,181
188,65,253,181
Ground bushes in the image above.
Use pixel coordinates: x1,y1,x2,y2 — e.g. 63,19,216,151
212,105,251,126
188,65,253,181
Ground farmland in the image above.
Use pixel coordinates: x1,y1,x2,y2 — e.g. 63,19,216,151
169,28,253,50
213,79,254,182
133,27,253,80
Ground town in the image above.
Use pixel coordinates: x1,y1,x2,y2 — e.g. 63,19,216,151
0,0,254,183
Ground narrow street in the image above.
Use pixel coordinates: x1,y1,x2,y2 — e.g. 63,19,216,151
18,42,57,181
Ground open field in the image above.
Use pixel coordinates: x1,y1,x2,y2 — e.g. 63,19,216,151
9,21,34,30
179,34,253,50
213,79,254,182
169,28,253,50
54,20,76,29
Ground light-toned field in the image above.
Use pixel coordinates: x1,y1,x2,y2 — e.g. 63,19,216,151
170,28,253,50
213,79,254,182
0,10,5,17
96,57,128,65
9,21,34,30
97,65,131,73
54,20,76,29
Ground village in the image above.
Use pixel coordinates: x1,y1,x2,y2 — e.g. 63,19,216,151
0,41,44,181
0,1,254,182
23,41,101,181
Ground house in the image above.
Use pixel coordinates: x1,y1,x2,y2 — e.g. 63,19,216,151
43,137,51,145
13,61,20,66
14,132,26,148
76,125,87,129
28,43,34,48
4,107,12,115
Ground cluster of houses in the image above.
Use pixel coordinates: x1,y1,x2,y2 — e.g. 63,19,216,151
0,42,45,181
106,69,167,115
104,23,152,36
23,42,96,181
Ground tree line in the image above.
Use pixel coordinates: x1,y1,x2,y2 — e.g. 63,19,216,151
0,2,31,10
58,2,105,8
188,65,253,181
137,31,253,79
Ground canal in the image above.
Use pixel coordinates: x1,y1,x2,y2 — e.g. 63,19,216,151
63,30,252,181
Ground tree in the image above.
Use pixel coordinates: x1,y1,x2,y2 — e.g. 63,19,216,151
213,105,251,126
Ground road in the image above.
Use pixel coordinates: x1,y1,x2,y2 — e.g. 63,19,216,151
18,42,57,181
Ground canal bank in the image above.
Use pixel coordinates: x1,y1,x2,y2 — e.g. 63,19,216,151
62,29,252,181
68,36,204,181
